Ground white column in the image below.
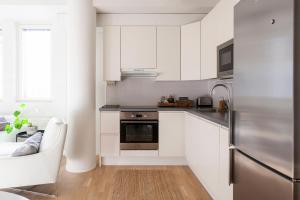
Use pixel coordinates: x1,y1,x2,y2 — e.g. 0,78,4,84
65,0,96,173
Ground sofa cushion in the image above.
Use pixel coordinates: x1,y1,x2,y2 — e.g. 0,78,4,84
12,132,43,157
0,142,23,156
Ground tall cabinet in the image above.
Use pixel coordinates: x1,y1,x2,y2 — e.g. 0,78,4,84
200,0,235,80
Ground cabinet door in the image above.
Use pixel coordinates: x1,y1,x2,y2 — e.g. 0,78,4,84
121,26,156,69
100,111,120,134
197,118,220,198
185,113,220,199
159,112,184,157
156,26,181,81
181,21,201,80
216,0,234,45
101,135,119,157
103,26,121,81
219,127,233,200
200,10,218,80
185,114,202,177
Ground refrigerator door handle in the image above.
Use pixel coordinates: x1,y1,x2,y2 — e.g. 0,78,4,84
229,146,235,185
229,110,234,146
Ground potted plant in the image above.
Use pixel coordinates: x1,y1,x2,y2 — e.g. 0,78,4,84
4,104,30,134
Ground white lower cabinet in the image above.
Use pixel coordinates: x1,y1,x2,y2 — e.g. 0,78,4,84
185,113,219,198
100,111,120,157
101,135,119,157
159,112,185,157
185,113,232,200
219,127,233,200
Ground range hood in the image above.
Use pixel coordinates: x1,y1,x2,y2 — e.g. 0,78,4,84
121,69,159,77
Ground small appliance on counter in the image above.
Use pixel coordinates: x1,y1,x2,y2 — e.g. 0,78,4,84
196,96,213,108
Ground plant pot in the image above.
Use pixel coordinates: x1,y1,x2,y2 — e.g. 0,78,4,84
26,126,38,136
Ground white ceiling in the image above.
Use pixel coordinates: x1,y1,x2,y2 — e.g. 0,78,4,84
93,0,220,14
0,0,66,5
0,0,220,14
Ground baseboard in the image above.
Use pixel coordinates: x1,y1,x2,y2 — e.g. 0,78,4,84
101,156,187,166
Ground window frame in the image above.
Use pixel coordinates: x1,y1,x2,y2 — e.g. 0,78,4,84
16,24,53,102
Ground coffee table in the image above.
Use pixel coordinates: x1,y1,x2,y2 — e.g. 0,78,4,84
0,191,29,200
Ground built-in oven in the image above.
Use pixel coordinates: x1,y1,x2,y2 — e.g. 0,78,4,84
218,39,234,79
120,111,158,150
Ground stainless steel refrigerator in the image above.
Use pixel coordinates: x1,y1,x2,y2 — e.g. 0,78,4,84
233,0,300,199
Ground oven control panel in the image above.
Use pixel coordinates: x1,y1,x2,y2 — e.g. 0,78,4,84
121,111,158,120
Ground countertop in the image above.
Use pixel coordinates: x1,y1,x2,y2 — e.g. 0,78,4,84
99,106,229,128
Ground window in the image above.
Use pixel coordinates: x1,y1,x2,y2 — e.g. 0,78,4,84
18,26,52,100
0,29,3,100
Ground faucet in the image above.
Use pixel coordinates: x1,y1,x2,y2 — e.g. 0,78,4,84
209,83,232,111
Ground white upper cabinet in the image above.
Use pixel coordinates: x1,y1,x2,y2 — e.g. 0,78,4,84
201,10,218,80
121,26,157,69
215,0,235,45
181,21,201,80
159,112,185,157
156,26,181,81
103,26,121,81
200,0,236,80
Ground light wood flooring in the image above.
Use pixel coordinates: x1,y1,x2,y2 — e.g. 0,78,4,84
4,158,212,200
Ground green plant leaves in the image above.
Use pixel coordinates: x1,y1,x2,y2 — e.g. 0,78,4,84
19,103,27,109
4,124,13,134
21,119,28,125
5,103,30,134
13,110,21,117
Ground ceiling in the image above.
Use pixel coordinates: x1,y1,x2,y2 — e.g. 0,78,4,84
93,0,220,14
0,0,220,14
0,0,66,4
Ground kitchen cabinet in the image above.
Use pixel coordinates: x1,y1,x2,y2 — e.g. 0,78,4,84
100,111,120,157
200,9,218,80
219,127,233,200
121,26,156,69
185,113,220,199
216,0,235,46
181,21,201,80
101,135,119,157
100,111,120,134
103,26,121,81
159,112,185,157
156,26,181,81
200,0,236,80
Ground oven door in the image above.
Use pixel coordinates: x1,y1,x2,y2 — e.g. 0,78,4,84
120,120,158,150
218,39,234,78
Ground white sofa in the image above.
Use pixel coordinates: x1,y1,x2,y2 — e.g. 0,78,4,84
0,118,67,189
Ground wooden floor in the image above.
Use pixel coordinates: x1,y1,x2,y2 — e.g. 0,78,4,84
5,159,212,200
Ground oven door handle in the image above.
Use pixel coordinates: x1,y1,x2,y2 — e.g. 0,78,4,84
120,121,158,124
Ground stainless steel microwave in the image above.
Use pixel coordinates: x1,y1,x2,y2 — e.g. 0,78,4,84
217,39,234,79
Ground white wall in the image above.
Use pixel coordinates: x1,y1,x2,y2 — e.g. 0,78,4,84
0,5,67,129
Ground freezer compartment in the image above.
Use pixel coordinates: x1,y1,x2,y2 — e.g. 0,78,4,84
233,150,293,200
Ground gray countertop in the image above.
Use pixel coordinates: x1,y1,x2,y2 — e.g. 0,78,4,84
99,106,229,128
